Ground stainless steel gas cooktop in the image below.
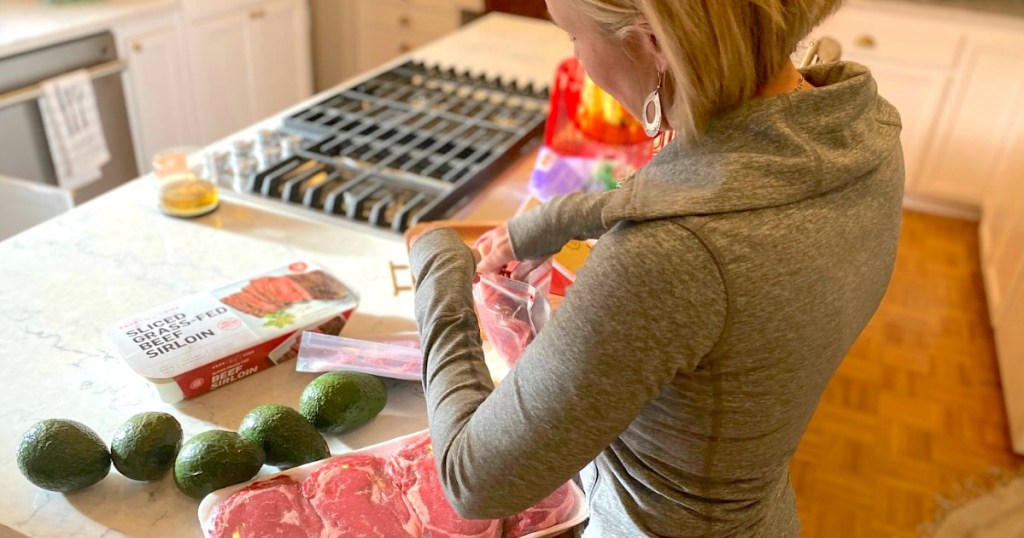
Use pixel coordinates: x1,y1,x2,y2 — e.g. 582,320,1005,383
245,60,550,233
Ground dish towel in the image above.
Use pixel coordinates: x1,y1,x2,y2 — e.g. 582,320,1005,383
38,69,111,191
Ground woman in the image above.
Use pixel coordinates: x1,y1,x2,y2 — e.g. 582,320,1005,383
409,0,904,535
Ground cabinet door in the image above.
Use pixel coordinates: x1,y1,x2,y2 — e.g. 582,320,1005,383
122,23,197,167
918,38,1024,206
251,0,312,118
188,8,257,143
846,56,950,195
994,272,1024,455
980,101,1024,323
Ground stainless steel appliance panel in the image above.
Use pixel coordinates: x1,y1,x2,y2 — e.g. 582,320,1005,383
0,32,138,204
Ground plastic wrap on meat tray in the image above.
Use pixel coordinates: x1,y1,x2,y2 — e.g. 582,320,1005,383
200,429,588,538
473,266,551,367
296,332,422,380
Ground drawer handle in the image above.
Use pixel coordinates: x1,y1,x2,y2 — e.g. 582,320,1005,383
399,15,412,28
132,42,143,53
400,43,412,53
855,34,876,49
251,8,266,19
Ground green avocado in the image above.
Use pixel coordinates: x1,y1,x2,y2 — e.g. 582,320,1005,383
299,371,388,434
238,404,329,469
111,412,183,481
173,430,264,500
17,419,111,493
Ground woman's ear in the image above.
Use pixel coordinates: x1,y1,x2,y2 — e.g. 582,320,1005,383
632,16,668,72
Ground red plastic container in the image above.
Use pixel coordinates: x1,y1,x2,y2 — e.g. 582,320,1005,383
543,58,655,170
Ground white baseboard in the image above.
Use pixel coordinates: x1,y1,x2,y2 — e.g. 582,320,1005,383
902,193,980,221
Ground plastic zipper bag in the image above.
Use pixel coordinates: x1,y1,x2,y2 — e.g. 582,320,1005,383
296,332,422,380
473,266,551,366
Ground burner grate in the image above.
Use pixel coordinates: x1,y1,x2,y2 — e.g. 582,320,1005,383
248,61,550,233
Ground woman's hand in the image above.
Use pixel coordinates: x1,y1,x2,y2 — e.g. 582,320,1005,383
475,224,548,282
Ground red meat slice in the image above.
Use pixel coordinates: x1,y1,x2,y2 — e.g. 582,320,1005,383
503,482,577,537
271,275,313,303
386,434,502,538
479,310,533,366
221,293,271,317
238,289,282,315
302,453,420,537
247,278,287,309
209,476,324,538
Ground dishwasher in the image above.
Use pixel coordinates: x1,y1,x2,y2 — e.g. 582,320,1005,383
0,32,138,204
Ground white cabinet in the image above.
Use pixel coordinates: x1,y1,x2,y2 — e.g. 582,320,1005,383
980,88,1024,323
812,1,1024,217
353,0,464,73
185,0,312,143
994,273,1024,455
920,34,1024,207
811,5,960,209
251,0,312,118
188,8,256,143
853,62,951,195
117,13,198,171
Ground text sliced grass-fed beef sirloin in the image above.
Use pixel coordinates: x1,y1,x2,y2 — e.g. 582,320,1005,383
104,261,358,403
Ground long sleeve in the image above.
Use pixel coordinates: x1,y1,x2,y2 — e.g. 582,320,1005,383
409,221,727,519
507,191,617,260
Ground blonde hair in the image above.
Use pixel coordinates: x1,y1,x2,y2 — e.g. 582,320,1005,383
571,0,844,144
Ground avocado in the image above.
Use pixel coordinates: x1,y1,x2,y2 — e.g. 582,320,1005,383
17,419,111,492
299,372,388,434
173,430,264,500
111,412,183,481
238,404,329,469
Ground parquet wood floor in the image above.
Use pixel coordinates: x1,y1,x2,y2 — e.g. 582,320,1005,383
791,211,1024,537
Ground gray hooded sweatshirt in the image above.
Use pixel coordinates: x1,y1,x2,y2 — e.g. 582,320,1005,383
409,62,904,537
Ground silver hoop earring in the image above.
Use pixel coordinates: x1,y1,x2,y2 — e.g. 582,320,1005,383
642,71,665,138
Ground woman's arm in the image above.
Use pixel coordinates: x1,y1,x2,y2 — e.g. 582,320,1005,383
476,190,618,277
410,220,727,519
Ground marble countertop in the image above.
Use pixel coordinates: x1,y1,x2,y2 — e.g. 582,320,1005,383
0,13,570,538
886,0,1024,18
0,0,178,59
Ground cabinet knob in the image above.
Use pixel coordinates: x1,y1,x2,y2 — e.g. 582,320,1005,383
251,8,266,19
132,42,143,53
855,34,876,49
400,43,412,53
399,15,412,28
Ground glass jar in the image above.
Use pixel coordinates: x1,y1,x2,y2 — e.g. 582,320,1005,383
152,148,219,218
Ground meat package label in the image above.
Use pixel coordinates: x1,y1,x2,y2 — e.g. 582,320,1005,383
104,261,358,380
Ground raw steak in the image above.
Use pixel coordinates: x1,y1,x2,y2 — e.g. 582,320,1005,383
386,433,502,538
303,453,420,537
209,475,324,538
503,482,576,537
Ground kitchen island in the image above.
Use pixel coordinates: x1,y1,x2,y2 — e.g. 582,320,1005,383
0,14,570,538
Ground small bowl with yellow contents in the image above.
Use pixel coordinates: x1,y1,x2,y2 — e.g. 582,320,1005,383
152,147,219,218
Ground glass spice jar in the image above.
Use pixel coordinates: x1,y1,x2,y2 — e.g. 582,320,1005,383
152,148,219,218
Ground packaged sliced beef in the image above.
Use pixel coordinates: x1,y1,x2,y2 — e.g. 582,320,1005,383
386,432,502,538
303,454,421,537
104,261,358,403
199,430,587,538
